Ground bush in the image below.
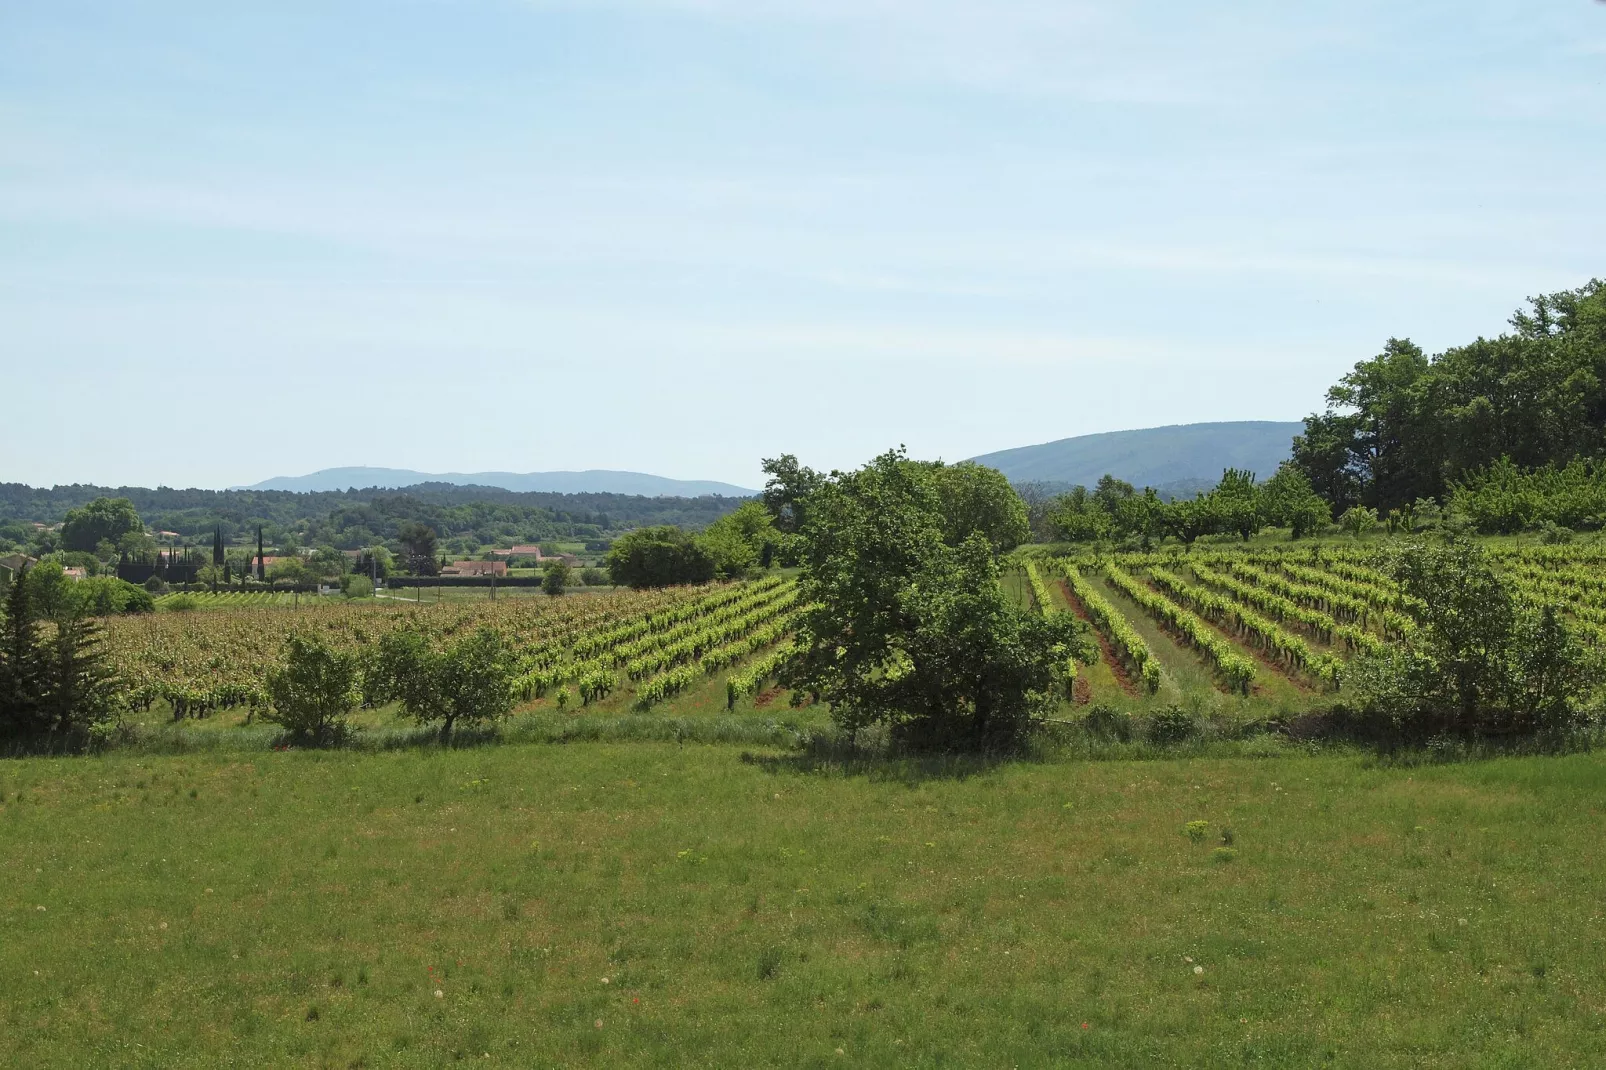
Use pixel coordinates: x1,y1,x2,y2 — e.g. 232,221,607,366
1081,704,1133,741
1539,521,1575,545
163,594,198,613
1145,705,1198,744
342,575,374,599
1350,535,1604,741
262,633,360,745
143,575,166,594
542,561,571,596
580,567,607,587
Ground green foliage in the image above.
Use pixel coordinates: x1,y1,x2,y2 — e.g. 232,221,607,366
1292,279,1606,512
0,569,121,744
60,497,143,554
341,574,373,599
1260,463,1332,539
542,560,571,596
398,522,439,576
378,625,517,741
929,462,1030,552
1450,457,1606,534
72,577,155,617
580,567,607,586
1340,506,1379,538
263,632,359,744
606,526,716,589
784,449,1091,751
697,501,777,579
1350,536,1604,740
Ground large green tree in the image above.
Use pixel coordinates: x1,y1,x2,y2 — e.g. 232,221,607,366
782,449,1090,751
606,526,716,588
61,497,143,554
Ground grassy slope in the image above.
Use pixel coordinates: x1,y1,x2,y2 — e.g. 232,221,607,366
4,743,1605,1067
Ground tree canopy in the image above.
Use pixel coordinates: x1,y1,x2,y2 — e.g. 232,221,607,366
782,449,1089,751
1292,279,1606,513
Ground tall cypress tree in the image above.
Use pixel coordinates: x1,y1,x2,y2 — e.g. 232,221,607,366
213,526,224,567
257,527,266,581
0,565,46,740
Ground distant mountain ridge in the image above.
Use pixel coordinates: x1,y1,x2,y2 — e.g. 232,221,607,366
968,421,1303,491
238,466,756,497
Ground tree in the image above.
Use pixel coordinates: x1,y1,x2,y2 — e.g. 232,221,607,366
782,449,1091,751
61,498,143,554
40,613,121,741
606,527,716,588
1350,536,1602,740
542,560,571,595
23,562,73,622
760,454,824,534
263,632,359,744
697,501,777,579
1046,486,1111,543
398,522,439,576
1160,495,1221,547
379,625,516,741
1293,280,1606,513
1260,463,1332,539
0,566,46,739
309,546,348,578
928,461,1030,552
1210,468,1263,541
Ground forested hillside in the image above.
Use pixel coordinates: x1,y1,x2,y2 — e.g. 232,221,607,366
0,482,747,550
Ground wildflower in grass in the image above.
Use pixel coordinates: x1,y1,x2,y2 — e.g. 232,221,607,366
1194,965,1204,975
434,989,443,998
1184,820,1209,843
595,1019,603,1029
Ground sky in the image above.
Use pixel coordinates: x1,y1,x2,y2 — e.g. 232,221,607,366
2,1,1603,491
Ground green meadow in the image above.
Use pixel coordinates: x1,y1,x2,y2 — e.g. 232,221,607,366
4,740,1605,1067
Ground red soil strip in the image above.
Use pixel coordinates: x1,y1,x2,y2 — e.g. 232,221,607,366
1056,579,1139,699
753,686,784,709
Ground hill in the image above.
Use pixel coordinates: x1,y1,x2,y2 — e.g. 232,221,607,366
239,466,756,498
968,421,1303,491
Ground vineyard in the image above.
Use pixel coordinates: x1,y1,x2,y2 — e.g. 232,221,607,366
1026,542,1606,717
105,577,801,725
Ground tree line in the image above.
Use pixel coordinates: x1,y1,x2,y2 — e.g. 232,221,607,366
1291,278,1606,516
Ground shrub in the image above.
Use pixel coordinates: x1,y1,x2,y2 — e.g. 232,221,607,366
163,594,198,613
1539,521,1575,545
580,567,607,586
143,575,166,594
542,561,571,596
1350,535,1603,741
1184,820,1210,843
342,575,373,599
263,633,359,745
1081,704,1132,742
1146,705,1198,744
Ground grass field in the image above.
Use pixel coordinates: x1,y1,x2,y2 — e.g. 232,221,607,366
4,740,1606,1067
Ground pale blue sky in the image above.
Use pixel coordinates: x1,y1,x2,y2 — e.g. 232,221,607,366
3,1,1603,489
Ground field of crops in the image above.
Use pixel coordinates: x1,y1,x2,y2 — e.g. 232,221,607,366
107,577,799,721
153,590,306,611
1028,542,1606,718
